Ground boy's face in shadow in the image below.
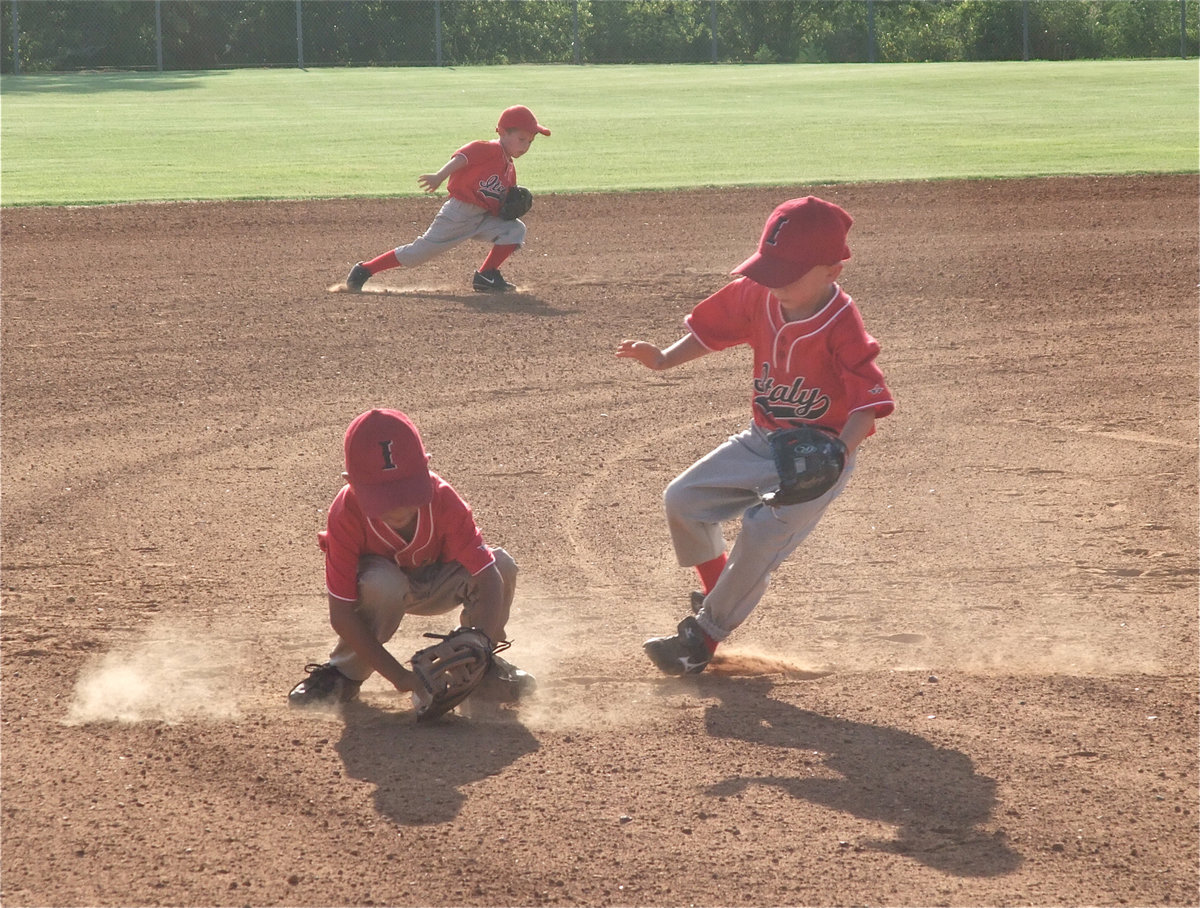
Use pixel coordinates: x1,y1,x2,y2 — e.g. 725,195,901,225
772,261,845,313
377,504,419,534
499,128,536,159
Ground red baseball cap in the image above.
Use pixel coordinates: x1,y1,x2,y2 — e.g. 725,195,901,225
732,196,853,289
343,409,434,517
497,105,551,136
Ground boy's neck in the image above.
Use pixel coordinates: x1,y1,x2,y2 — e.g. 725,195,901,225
778,283,836,322
382,514,417,541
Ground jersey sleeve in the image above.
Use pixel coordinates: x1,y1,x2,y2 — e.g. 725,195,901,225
319,486,367,602
454,140,491,163
830,309,895,420
685,278,759,351
433,483,496,575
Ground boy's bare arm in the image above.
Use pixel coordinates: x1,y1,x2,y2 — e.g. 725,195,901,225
327,594,416,692
418,153,468,193
839,409,876,455
616,333,709,371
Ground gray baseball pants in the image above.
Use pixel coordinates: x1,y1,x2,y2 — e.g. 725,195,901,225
328,547,517,682
663,424,856,641
393,198,526,267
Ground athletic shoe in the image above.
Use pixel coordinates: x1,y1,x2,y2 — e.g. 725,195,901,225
472,269,515,293
644,615,714,676
346,262,371,292
473,654,537,703
288,662,362,707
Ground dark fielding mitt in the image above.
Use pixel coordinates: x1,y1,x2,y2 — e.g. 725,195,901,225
410,628,496,722
761,426,848,507
499,185,533,220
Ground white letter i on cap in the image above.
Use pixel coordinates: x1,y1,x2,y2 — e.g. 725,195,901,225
765,217,789,247
379,440,396,470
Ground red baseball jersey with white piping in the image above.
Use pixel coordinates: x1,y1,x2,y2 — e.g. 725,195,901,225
446,140,516,217
319,472,495,602
686,277,894,434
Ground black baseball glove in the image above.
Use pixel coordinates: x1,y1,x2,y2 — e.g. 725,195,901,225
409,627,496,722
761,426,848,507
499,185,533,220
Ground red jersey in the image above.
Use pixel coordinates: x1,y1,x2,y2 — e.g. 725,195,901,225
319,472,494,602
686,277,894,434
446,140,515,217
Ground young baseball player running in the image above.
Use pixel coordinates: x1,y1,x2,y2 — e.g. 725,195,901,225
344,105,550,295
616,196,895,675
288,408,535,708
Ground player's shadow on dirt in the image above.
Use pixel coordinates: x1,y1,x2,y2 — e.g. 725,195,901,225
443,292,577,316
698,677,1022,878
334,701,539,826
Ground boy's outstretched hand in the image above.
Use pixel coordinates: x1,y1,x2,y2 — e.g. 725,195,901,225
617,334,708,371
616,339,666,370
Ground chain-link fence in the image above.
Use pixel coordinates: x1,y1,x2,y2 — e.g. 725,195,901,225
2,0,1195,74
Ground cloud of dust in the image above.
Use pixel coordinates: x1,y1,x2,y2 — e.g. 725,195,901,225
500,583,836,732
950,638,1165,677
64,632,243,726
708,649,832,680
498,580,676,733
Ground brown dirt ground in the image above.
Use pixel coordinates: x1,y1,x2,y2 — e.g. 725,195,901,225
2,176,1198,908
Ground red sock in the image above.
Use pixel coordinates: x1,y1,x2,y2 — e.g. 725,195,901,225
363,250,400,274
695,553,727,595
480,243,519,272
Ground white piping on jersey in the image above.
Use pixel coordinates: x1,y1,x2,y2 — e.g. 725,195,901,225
847,400,882,417
366,506,438,566
768,292,854,371
688,328,719,353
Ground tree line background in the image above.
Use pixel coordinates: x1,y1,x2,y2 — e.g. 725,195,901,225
2,0,1195,73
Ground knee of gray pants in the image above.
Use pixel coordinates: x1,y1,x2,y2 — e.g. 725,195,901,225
464,547,518,638
490,546,518,592
488,219,527,246
357,555,411,611
663,478,729,567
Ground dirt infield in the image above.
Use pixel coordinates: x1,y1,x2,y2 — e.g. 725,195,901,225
2,175,1197,907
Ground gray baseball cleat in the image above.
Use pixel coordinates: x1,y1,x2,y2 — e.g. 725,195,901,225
644,615,714,676
346,262,371,292
288,662,362,707
473,654,537,703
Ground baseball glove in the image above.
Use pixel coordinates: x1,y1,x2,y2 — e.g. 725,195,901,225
409,627,496,722
761,425,847,507
499,185,533,220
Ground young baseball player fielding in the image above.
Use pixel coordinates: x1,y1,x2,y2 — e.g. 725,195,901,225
288,408,535,710
616,196,895,675
344,105,550,295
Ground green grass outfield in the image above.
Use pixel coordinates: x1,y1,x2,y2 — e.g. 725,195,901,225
1,60,1195,206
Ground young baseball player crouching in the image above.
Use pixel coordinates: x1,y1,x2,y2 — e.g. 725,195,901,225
616,196,895,676
288,408,535,713
344,105,549,295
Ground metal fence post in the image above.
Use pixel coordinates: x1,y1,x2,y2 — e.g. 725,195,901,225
435,0,442,66
1022,0,1030,61
11,0,18,74
155,0,162,71
710,1,717,63
296,0,303,69
573,0,580,64
1182,0,1188,59
868,0,876,63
